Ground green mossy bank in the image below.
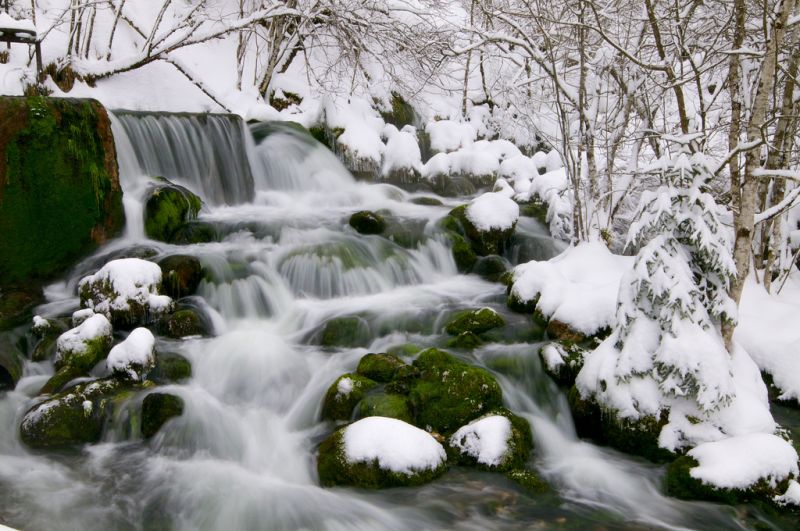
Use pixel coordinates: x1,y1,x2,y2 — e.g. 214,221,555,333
0,96,124,286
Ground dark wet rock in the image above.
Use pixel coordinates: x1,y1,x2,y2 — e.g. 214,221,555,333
141,392,185,439
158,255,203,299
349,211,387,235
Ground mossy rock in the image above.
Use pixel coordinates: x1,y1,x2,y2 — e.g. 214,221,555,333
382,218,426,249
53,321,113,373
19,377,137,448
568,386,674,463
451,234,478,273
410,348,503,434
170,221,218,244
507,469,551,495
164,309,208,338
410,196,443,207
0,289,44,331
356,353,406,383
546,319,586,344
143,180,202,243
321,374,377,421
349,211,386,235
518,201,548,225
446,331,482,350
158,255,203,299
317,425,446,489
149,352,192,383
269,90,302,112
0,97,124,286
379,92,416,129
448,409,533,472
38,365,84,395
445,308,505,336
507,290,537,314
357,393,413,423
319,316,370,348
384,363,421,395
141,392,185,439
0,337,24,391
472,255,509,282
31,334,57,362
539,343,585,387
664,455,792,505
386,343,422,358
449,204,516,256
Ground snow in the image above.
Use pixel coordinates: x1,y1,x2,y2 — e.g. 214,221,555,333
106,328,156,381
511,242,632,335
72,308,96,327
736,273,800,402
541,343,567,373
0,13,36,33
336,377,354,397
545,150,563,172
426,120,476,153
775,480,800,506
687,433,798,490
450,415,512,467
55,314,112,364
79,258,172,317
343,417,446,474
466,192,519,232
382,125,422,176
31,315,50,334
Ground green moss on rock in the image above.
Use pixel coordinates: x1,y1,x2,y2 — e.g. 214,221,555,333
448,408,533,472
150,351,192,383
319,316,370,348
349,210,386,235
356,353,406,383
164,309,208,338
539,343,586,387
0,96,124,286
445,308,505,336
446,331,482,350
141,392,185,439
158,255,203,299
449,204,516,256
410,348,503,434
568,386,674,463
144,180,202,243
472,255,509,282
321,374,378,421
507,469,551,495
357,393,414,423
451,234,478,273
19,377,137,448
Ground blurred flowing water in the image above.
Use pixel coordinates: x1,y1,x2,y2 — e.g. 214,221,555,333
0,114,775,530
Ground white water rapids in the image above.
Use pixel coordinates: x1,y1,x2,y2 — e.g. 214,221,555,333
0,114,759,530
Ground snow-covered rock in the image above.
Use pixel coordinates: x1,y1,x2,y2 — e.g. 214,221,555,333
107,328,156,381
511,242,632,336
317,416,447,488
79,258,173,327
54,314,113,372
466,192,519,232
449,411,532,471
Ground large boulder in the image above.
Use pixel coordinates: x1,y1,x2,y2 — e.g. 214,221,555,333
356,393,414,423
143,179,202,243
355,353,407,383
409,348,503,434
317,416,447,488
349,210,386,235
20,377,138,448
149,351,192,383
78,258,173,328
0,96,124,286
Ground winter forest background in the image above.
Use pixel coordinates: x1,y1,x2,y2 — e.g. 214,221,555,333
3,0,800,528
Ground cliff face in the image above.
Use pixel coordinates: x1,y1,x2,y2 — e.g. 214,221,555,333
0,96,124,286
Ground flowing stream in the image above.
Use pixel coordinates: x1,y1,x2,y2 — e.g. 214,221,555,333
0,114,784,530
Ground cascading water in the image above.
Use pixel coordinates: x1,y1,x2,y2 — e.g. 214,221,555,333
0,113,776,530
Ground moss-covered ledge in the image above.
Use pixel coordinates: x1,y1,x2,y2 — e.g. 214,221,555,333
0,96,124,286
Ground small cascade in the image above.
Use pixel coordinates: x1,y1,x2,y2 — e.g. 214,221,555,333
113,111,255,205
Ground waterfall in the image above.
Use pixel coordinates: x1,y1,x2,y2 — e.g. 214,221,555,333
112,111,255,205
0,112,768,531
